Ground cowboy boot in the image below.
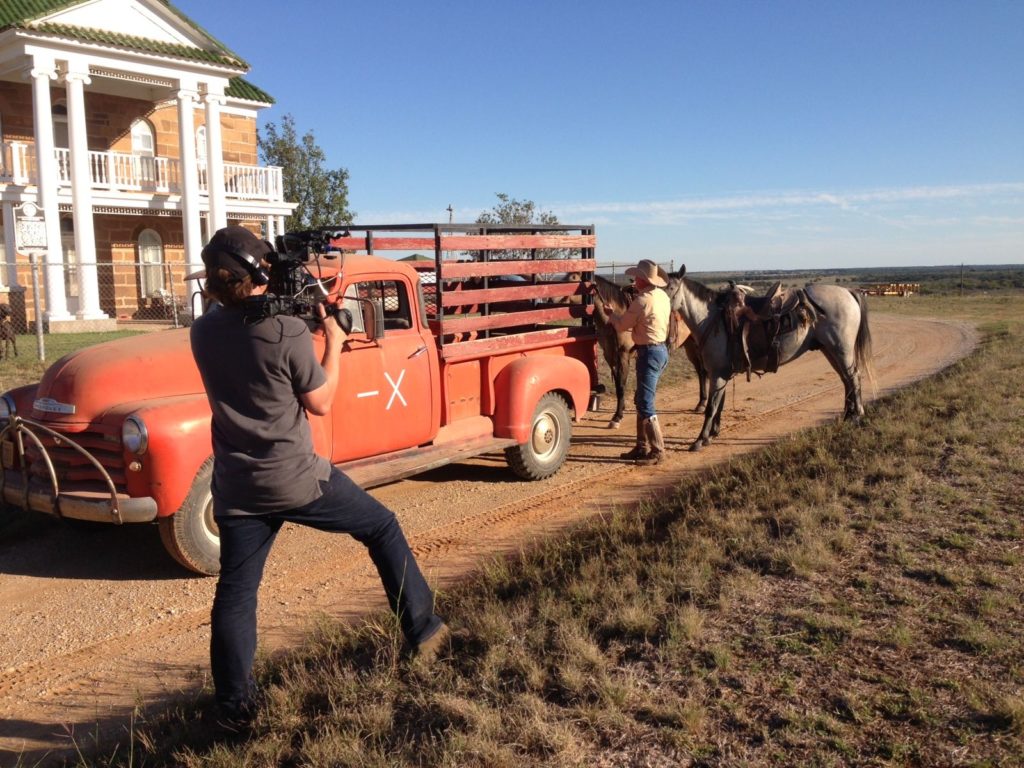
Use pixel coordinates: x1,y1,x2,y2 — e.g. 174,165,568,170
620,417,650,460
636,415,665,465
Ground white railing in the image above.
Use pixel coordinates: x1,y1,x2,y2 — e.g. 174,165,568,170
0,141,35,183
221,162,283,200
1,142,282,202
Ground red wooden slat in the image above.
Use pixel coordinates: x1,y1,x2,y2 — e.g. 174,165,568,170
440,258,596,278
326,234,595,252
440,282,585,307
328,237,437,251
440,327,591,361
439,235,595,250
440,305,589,334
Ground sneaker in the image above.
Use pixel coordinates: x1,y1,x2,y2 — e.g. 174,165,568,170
415,622,452,665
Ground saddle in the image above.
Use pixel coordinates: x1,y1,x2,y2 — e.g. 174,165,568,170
721,282,819,380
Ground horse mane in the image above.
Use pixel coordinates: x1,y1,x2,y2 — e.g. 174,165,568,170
680,276,718,304
593,274,631,312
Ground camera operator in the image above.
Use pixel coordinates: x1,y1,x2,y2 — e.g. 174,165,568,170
190,226,450,724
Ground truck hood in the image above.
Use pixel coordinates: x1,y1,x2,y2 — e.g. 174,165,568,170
31,329,205,425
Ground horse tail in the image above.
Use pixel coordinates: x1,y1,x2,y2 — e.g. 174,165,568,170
852,289,876,395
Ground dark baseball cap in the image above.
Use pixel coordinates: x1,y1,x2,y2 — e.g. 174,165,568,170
199,226,274,281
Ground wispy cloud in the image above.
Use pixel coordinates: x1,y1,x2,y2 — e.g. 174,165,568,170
360,183,1024,229
547,182,1024,225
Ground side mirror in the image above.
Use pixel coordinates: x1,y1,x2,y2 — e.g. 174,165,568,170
359,298,385,342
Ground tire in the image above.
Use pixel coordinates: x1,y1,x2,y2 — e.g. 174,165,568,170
505,392,572,481
158,458,220,575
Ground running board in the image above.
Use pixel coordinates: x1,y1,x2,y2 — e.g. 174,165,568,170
339,435,517,490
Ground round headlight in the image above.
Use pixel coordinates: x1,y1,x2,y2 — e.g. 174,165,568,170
122,416,149,455
0,395,15,419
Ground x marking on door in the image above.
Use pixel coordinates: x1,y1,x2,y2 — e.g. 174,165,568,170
385,369,407,410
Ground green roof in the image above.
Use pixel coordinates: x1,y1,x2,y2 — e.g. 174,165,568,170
0,1,81,28
226,77,274,105
32,22,246,67
1,1,248,70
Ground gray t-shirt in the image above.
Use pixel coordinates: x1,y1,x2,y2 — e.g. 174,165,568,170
190,304,332,515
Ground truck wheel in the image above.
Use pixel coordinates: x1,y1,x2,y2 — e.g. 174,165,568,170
158,458,220,576
505,392,572,481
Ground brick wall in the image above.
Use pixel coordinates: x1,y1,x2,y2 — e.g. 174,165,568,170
0,82,259,164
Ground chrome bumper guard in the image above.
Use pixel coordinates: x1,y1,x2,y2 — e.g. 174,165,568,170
0,415,157,524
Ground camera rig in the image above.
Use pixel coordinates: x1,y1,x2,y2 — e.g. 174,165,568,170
241,229,352,332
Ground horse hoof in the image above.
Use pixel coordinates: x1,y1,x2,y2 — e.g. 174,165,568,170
688,441,703,452
609,419,623,430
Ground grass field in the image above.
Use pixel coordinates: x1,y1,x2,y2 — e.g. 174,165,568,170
17,292,1024,767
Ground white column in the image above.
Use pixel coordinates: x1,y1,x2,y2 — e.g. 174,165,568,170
177,85,204,314
28,59,71,321
1,202,16,288
64,66,107,319
203,89,227,232
265,214,276,243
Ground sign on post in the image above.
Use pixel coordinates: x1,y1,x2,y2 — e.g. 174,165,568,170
13,201,48,361
14,201,48,251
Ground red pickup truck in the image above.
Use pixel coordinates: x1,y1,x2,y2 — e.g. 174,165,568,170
0,224,599,574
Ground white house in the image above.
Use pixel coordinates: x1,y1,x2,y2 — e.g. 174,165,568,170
0,0,295,331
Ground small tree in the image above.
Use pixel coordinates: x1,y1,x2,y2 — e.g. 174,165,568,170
475,193,560,228
259,114,353,231
472,193,563,260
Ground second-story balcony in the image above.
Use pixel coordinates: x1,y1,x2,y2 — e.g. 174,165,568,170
0,141,283,202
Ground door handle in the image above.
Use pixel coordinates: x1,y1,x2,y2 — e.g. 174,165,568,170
408,345,428,359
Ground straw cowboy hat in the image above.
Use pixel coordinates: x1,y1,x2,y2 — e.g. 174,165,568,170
625,259,668,288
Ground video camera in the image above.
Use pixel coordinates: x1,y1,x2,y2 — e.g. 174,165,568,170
241,229,352,332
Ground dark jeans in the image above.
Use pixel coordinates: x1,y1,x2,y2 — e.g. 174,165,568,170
211,466,444,705
634,343,669,420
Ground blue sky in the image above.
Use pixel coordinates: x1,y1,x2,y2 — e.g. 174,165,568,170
175,0,1023,271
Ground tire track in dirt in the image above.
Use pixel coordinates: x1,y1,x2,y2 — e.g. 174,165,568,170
0,315,978,760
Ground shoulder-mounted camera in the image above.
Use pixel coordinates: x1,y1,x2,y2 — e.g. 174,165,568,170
241,230,352,332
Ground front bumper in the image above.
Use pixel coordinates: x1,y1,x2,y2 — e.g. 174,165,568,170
1,472,158,523
0,414,157,524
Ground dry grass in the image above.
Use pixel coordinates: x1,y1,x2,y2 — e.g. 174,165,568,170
32,293,1024,767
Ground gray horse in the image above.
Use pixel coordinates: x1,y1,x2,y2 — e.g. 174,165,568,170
665,269,873,451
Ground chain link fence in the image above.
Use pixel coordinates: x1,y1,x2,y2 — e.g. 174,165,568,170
0,258,198,360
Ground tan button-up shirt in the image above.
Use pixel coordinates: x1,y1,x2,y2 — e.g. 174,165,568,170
612,286,671,346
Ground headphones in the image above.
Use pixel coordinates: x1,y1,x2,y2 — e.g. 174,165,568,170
217,241,273,286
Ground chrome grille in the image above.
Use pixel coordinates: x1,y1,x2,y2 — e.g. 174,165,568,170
25,429,126,488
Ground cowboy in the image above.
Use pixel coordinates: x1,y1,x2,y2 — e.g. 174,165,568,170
190,226,450,725
608,259,672,465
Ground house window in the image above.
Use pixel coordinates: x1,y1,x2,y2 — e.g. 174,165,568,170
52,102,68,147
138,229,164,297
60,217,77,299
131,119,156,187
131,119,155,156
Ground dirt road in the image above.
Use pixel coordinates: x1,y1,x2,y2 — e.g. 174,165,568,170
0,314,977,760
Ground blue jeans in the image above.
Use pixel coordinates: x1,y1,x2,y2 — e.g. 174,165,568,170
634,343,669,420
210,467,444,705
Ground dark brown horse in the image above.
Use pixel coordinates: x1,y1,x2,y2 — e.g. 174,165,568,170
0,304,16,361
591,275,706,428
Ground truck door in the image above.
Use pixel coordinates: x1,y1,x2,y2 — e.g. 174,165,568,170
331,277,434,462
